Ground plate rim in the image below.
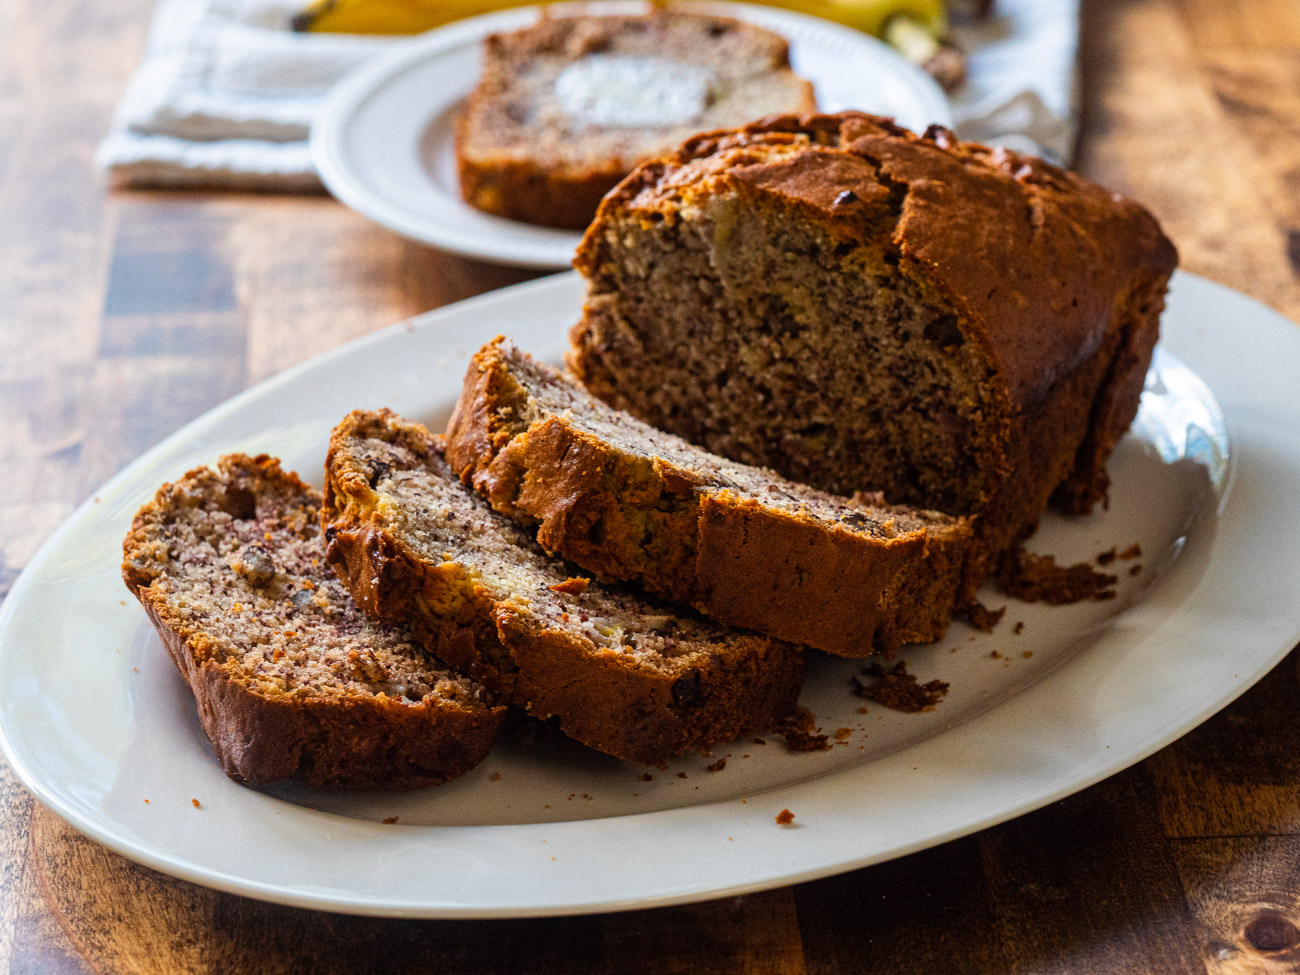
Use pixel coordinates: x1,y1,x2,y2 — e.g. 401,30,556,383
309,0,953,270
3,270,1300,918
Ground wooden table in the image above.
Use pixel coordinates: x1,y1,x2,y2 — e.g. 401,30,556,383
3,0,1300,970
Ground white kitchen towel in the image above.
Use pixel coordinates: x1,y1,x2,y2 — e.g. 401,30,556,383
950,0,1080,165
96,0,1081,190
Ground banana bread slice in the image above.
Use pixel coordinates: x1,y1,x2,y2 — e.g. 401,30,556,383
456,10,816,230
445,337,972,658
122,454,503,788
322,410,805,765
569,111,1178,596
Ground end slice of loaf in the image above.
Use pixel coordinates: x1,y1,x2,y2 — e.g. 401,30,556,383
122,454,504,789
456,11,816,230
569,111,1177,593
445,338,972,657
322,410,805,766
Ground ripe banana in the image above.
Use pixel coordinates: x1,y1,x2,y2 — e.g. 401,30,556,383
292,0,523,34
292,0,947,40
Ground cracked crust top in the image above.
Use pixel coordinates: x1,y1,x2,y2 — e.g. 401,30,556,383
577,110,1178,412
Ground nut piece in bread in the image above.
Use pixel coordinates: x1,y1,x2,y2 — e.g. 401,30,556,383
456,11,817,230
122,454,503,788
446,337,973,658
322,410,806,765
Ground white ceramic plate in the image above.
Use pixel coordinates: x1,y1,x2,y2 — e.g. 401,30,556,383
311,1,952,269
2,271,1299,919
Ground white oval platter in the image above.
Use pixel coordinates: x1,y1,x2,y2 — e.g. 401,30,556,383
2,271,1299,918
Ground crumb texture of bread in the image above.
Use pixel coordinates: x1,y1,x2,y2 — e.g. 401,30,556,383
456,11,816,230
121,454,503,788
445,337,972,657
569,111,1177,593
321,409,805,765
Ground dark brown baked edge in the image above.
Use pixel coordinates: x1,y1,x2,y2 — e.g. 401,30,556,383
321,416,805,765
1051,271,1168,514
121,456,503,789
445,340,973,657
456,141,625,231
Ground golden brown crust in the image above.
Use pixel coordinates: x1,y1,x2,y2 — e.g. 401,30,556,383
122,455,502,789
445,340,973,657
323,410,806,765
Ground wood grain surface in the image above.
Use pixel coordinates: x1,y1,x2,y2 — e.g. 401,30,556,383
3,0,1300,971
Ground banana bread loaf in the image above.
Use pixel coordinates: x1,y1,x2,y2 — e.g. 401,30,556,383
122,454,503,788
445,337,972,657
322,410,805,765
569,111,1178,595
456,10,816,230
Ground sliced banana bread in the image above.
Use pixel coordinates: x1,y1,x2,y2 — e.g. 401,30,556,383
456,10,816,230
569,111,1178,594
445,337,972,658
322,410,805,765
122,454,503,788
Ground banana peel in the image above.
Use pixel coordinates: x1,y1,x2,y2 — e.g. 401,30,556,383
292,0,946,41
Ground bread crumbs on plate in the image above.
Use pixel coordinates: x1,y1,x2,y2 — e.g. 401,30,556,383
774,706,830,751
775,809,795,826
852,661,949,713
191,798,201,809
963,601,1007,633
999,546,1117,604
383,816,399,824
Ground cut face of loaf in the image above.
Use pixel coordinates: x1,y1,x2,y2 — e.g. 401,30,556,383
322,410,805,766
456,11,816,230
569,112,1178,590
445,337,972,657
121,454,503,788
